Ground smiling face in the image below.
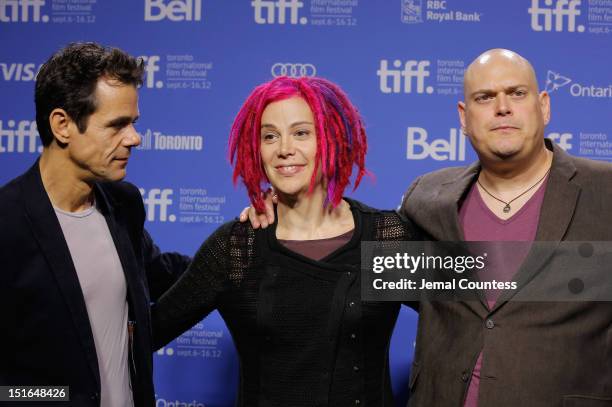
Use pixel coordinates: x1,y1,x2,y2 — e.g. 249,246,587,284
459,49,550,164
67,77,141,182
259,97,320,200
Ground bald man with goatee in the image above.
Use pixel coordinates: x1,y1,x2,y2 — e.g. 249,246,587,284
401,49,612,407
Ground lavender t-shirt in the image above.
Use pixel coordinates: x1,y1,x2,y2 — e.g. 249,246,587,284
458,177,548,407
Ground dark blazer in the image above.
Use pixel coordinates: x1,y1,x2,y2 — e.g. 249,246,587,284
400,140,612,407
0,162,190,406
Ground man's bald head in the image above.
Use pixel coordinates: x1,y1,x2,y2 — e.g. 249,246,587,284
458,48,550,166
463,49,539,100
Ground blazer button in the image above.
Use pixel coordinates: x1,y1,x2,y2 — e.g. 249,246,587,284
461,371,469,382
485,319,495,329
91,392,100,400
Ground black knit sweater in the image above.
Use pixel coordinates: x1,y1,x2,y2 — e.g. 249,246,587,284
152,198,419,406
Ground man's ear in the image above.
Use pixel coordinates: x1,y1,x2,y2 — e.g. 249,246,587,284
458,101,467,134
49,108,72,145
539,91,551,126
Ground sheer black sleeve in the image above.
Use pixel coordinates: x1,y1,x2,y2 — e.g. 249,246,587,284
151,220,251,349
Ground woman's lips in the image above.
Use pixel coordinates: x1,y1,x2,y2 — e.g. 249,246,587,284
275,165,305,176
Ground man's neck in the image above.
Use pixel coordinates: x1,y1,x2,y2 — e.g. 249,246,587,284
478,146,553,197
39,148,94,212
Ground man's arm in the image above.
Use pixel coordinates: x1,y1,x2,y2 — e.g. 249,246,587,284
141,228,191,301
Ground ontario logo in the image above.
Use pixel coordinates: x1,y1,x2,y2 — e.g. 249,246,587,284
544,70,612,98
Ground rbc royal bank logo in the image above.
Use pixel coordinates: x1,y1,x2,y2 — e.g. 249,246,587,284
0,0,48,22
139,56,163,89
407,127,466,161
139,188,176,222
144,0,201,21
377,60,433,94
0,62,41,81
547,132,573,151
0,120,41,153
271,63,316,78
252,0,307,25
401,0,423,23
528,0,584,32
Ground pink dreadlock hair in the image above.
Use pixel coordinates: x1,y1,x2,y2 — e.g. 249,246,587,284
228,76,368,213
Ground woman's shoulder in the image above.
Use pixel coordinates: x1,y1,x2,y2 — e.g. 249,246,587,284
193,219,257,262
344,197,423,241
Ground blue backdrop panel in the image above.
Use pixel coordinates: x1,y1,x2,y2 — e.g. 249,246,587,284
1,1,610,405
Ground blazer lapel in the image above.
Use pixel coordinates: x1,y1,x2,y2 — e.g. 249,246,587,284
435,163,491,310
436,162,480,242
492,142,581,311
95,184,148,328
20,162,100,388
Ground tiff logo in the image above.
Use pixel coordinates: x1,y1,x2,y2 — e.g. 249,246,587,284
377,60,433,94
139,188,176,222
528,0,584,32
407,127,466,161
139,56,164,88
252,0,307,25
0,120,41,153
144,0,202,22
547,132,573,151
0,0,48,22
0,62,41,81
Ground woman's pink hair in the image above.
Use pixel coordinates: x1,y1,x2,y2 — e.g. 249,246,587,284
228,76,368,212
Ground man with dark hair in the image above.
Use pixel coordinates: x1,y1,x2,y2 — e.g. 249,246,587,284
0,43,190,406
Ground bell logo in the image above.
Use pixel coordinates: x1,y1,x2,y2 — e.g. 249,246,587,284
144,0,201,21
0,120,41,153
528,0,584,32
407,127,466,161
140,56,163,89
547,132,572,151
0,0,48,23
139,188,176,222
252,0,307,25
377,60,433,94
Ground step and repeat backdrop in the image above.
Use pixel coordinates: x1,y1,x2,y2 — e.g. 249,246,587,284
1,0,610,406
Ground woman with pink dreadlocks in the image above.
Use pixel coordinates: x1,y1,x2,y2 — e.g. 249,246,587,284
152,76,420,406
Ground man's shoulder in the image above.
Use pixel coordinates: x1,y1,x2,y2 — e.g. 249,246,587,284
571,154,612,177
416,166,470,184
0,171,30,212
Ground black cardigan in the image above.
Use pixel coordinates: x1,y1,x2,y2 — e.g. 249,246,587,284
152,198,420,407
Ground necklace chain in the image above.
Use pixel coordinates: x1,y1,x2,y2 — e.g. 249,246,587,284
477,168,551,213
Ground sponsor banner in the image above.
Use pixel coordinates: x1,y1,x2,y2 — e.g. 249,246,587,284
139,187,226,225
544,69,611,99
139,55,213,90
529,0,612,35
252,0,360,27
0,0,99,24
144,0,202,22
377,58,466,96
401,0,483,24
